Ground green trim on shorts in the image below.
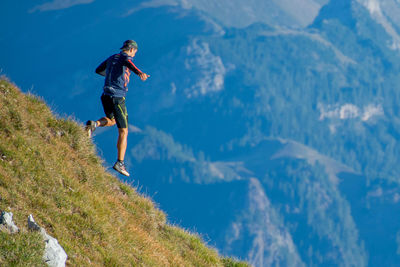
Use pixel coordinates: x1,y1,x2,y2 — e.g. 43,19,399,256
117,104,128,128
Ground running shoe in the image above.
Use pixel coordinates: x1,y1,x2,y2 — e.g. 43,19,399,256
85,120,96,137
113,161,130,177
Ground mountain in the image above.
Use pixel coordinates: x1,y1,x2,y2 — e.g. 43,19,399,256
126,0,328,28
2,0,400,266
129,129,369,266
125,0,400,265
0,78,248,266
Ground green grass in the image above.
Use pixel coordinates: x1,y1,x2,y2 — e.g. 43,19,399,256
0,78,250,266
0,231,44,267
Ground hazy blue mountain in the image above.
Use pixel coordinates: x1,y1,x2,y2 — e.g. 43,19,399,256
125,0,400,265
126,0,328,28
129,128,370,266
2,0,400,266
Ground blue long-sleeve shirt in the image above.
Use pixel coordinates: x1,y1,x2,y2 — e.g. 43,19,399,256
96,51,143,98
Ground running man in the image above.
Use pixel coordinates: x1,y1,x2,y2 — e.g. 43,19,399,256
86,40,149,177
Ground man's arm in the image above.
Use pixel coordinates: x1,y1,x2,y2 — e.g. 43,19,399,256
126,59,150,81
126,59,142,75
95,60,107,76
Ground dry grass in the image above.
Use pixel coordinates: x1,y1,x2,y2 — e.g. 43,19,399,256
0,78,249,267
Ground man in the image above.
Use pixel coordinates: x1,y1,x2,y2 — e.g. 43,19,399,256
86,40,149,177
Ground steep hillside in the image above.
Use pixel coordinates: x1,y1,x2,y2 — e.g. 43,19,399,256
0,78,248,267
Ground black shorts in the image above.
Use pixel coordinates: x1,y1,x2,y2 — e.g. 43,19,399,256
101,94,128,129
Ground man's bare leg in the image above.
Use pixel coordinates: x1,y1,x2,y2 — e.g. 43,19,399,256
96,117,116,127
113,128,129,176
117,128,128,161
86,117,116,137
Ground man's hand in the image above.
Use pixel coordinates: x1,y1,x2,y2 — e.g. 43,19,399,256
139,73,150,81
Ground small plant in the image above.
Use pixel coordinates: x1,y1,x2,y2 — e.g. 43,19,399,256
222,257,250,267
118,182,133,196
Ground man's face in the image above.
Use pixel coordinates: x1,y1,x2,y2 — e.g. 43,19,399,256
129,48,137,57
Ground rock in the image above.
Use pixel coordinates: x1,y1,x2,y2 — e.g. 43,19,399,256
0,211,19,234
28,214,68,267
27,214,42,232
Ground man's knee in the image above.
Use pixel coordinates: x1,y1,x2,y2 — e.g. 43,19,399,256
118,128,128,136
99,117,116,126
108,118,116,126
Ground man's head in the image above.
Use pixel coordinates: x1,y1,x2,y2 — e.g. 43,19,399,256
120,40,138,57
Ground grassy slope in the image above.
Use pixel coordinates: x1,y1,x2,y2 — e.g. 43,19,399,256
0,78,249,267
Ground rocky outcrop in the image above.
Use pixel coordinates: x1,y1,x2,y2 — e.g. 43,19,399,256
28,214,67,267
0,211,19,234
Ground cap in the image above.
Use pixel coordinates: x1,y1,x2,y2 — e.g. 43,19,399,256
120,40,138,50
